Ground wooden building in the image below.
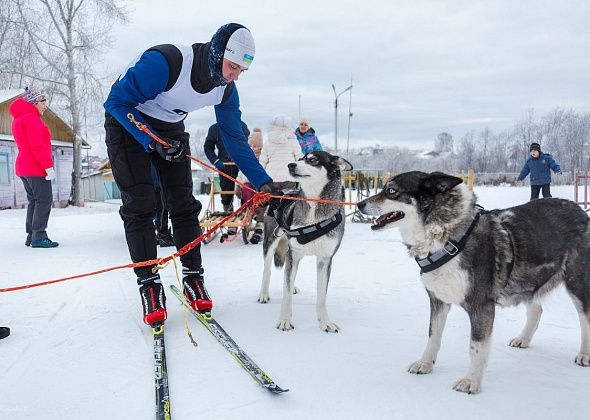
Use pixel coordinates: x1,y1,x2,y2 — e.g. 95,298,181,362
0,89,90,208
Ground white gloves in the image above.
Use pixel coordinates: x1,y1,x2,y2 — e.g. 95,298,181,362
45,167,55,181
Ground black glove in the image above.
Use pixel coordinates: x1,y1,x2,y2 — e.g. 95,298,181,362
149,139,186,162
259,182,284,213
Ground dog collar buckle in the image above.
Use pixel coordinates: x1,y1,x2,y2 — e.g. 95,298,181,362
443,241,459,256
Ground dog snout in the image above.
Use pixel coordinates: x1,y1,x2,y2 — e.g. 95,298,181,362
288,162,297,170
357,200,366,211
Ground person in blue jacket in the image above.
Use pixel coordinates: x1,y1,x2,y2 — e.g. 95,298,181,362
103,23,279,326
517,142,562,200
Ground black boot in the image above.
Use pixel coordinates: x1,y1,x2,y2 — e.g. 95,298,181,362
249,222,263,244
156,230,175,247
0,327,10,340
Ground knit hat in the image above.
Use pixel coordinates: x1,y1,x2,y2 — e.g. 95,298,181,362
270,115,291,128
529,142,541,152
224,28,255,68
208,23,254,86
248,128,263,148
23,86,46,104
299,117,311,126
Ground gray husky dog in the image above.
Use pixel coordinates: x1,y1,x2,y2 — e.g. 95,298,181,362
357,171,590,394
259,151,352,332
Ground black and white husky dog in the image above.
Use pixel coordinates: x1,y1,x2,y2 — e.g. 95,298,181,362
358,171,590,394
259,151,353,332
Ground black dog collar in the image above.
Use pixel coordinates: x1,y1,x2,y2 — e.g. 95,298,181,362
274,198,343,245
415,209,482,274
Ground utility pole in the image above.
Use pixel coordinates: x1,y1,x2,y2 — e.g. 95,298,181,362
332,83,352,152
346,74,353,159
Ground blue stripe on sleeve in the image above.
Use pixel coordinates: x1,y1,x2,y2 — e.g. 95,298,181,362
215,88,272,189
104,50,169,150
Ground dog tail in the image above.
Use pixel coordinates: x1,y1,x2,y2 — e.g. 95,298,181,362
273,238,288,268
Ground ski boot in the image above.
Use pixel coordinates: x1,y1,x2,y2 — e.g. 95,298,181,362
138,273,167,326
182,267,213,315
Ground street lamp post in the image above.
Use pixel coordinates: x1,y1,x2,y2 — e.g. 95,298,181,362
332,83,352,152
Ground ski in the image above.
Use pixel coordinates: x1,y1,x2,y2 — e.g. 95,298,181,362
153,324,172,420
170,285,288,394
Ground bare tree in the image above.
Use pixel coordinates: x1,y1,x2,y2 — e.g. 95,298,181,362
435,132,454,154
1,0,128,206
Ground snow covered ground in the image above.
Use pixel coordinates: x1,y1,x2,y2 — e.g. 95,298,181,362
1,185,588,420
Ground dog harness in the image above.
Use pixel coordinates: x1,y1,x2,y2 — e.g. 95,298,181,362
273,197,343,245
415,207,483,273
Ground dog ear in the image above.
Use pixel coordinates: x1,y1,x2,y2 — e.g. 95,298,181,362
422,172,463,194
335,157,353,172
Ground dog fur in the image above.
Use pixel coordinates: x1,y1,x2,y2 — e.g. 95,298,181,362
357,171,590,394
259,151,352,332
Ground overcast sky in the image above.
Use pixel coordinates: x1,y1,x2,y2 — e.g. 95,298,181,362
94,0,590,155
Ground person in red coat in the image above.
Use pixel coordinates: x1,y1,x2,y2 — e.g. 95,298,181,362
9,87,59,248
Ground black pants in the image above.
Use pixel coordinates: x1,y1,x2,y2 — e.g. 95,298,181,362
20,176,53,240
219,164,239,206
154,186,170,234
530,184,552,200
105,113,202,278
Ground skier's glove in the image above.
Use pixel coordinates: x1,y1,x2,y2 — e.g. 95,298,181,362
149,139,186,162
259,182,284,215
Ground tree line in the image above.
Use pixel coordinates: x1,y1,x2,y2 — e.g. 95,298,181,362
346,108,590,182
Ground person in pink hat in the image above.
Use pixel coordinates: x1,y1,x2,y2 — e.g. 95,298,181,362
9,87,59,248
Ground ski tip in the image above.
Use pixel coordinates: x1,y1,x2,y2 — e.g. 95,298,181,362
267,384,289,394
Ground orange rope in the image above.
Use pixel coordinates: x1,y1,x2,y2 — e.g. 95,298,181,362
0,195,257,293
0,115,357,293
128,113,357,207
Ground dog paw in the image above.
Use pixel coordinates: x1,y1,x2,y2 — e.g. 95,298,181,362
257,293,270,304
574,353,590,366
452,377,481,394
509,337,531,348
319,321,339,333
292,286,300,295
408,360,434,374
277,320,294,331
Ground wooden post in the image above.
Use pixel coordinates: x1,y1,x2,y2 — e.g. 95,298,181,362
348,172,353,206
468,169,475,191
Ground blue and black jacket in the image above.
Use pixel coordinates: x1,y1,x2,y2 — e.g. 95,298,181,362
104,42,271,189
517,152,562,185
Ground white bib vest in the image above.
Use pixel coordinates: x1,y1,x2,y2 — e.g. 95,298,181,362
122,44,227,123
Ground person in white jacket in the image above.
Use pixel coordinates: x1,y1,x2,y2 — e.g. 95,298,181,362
259,115,302,181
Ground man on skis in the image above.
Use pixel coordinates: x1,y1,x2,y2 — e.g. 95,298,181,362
104,23,278,326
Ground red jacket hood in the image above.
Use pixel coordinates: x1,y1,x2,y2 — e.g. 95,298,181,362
9,97,40,119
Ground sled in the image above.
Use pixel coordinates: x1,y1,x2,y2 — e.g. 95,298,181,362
199,167,258,244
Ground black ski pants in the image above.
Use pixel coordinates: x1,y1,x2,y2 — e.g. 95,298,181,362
530,183,552,200
105,113,202,278
219,164,239,206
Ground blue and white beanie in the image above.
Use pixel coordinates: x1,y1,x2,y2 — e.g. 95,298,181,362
208,23,255,86
23,86,46,104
